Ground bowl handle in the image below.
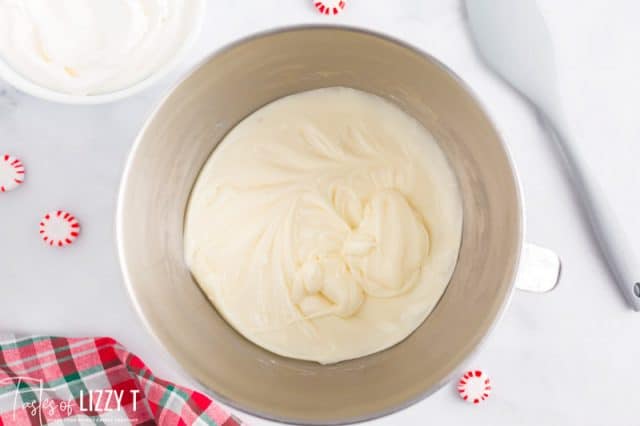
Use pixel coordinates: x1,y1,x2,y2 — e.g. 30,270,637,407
515,243,561,293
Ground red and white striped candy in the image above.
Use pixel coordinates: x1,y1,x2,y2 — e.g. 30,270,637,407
39,210,81,247
457,370,491,404
314,0,346,15
0,154,25,193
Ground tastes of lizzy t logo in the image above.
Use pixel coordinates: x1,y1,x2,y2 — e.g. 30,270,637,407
1,377,140,424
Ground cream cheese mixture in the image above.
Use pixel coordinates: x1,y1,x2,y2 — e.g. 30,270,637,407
185,87,463,364
0,0,200,95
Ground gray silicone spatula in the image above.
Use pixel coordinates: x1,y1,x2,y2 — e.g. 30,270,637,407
465,0,640,310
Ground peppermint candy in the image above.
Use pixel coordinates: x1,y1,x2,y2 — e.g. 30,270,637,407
0,154,25,193
457,370,492,404
314,0,346,15
40,210,81,247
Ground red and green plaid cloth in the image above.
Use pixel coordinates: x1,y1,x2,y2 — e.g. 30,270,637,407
0,335,244,425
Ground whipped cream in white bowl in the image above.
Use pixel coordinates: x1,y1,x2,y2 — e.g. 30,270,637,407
0,0,206,104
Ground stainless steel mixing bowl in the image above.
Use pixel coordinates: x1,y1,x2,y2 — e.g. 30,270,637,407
117,27,523,424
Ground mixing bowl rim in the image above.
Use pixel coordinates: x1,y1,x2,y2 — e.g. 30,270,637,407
116,24,524,425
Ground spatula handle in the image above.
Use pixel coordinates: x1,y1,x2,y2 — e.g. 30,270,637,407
543,114,640,311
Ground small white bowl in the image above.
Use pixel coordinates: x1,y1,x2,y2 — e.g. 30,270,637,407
0,0,206,105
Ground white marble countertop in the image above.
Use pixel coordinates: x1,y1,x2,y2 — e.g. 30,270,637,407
1,1,638,425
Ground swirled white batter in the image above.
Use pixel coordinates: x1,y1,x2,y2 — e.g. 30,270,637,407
0,0,200,95
185,87,462,364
